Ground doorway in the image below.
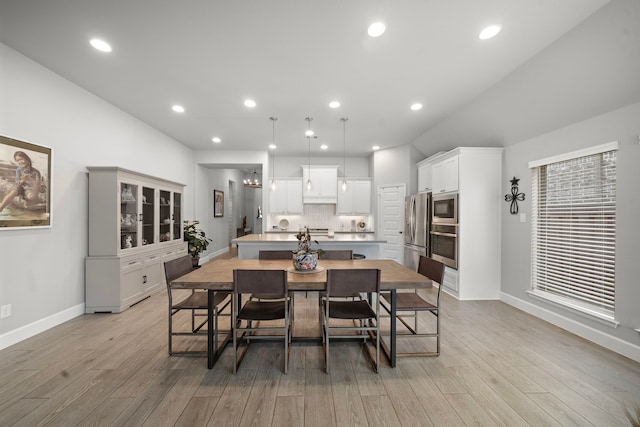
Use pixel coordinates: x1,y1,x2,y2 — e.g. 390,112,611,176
378,184,405,262
228,180,235,247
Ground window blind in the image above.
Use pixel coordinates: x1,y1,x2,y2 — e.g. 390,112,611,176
530,148,617,315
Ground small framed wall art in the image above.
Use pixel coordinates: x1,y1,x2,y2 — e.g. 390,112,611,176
0,135,52,229
214,189,224,217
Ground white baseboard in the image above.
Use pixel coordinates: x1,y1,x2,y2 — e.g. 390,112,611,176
0,303,85,351
500,292,640,363
199,247,230,264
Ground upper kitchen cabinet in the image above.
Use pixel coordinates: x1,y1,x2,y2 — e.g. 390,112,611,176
417,151,446,192
417,162,432,192
337,179,371,214
269,178,303,214
302,165,338,203
432,155,459,194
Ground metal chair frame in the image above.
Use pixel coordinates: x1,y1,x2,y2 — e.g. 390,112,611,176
163,255,231,356
380,256,444,357
322,268,381,373
232,269,290,374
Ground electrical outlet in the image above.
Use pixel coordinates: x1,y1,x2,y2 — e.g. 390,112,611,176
0,304,11,319
520,213,526,223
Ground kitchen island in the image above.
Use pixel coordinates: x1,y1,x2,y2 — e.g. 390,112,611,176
232,233,386,259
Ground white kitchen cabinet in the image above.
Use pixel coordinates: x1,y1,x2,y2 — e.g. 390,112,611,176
85,167,187,313
337,179,371,214
269,179,303,214
429,148,503,301
432,155,459,194
417,162,432,192
302,165,338,203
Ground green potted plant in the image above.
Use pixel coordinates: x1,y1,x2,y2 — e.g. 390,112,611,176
183,220,212,267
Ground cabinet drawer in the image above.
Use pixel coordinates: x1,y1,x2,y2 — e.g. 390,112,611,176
121,258,143,272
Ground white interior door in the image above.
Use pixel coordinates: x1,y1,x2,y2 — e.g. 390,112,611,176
378,184,405,262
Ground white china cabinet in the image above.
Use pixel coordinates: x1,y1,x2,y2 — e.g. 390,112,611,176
85,167,187,313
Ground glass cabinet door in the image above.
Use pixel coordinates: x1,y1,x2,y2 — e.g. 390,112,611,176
159,189,171,243
142,186,155,246
120,182,139,250
172,192,182,240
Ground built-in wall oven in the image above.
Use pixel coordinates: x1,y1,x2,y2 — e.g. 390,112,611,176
430,223,458,269
431,193,458,269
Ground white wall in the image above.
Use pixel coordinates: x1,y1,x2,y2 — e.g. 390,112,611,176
0,44,194,347
271,155,370,179
371,145,413,218
500,103,640,360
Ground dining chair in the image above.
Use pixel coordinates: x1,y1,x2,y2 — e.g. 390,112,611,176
163,255,231,356
256,250,294,316
319,250,353,260
317,249,358,319
233,269,290,374
380,255,445,356
322,268,381,373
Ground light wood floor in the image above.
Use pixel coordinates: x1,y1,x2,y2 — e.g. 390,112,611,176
1,251,639,426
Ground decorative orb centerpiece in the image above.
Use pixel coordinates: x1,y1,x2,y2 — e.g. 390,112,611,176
293,251,318,271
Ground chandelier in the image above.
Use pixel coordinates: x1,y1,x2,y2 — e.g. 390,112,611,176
243,170,262,188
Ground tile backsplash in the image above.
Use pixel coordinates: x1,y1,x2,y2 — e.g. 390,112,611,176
269,204,373,232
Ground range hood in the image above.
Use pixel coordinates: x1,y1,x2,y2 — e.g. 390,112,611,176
303,198,336,205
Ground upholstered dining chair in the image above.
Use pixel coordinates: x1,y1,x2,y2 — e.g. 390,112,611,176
380,255,445,356
163,255,231,356
233,269,290,374
322,268,381,373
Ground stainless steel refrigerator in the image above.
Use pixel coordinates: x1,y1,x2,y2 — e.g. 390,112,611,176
403,192,431,271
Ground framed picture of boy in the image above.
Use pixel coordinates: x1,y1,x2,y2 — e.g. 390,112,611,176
214,189,224,217
0,135,52,229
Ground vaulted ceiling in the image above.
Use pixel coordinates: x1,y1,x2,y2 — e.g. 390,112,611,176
0,0,610,157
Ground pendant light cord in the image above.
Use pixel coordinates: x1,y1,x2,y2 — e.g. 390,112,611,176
306,117,313,190
341,117,348,191
270,117,277,190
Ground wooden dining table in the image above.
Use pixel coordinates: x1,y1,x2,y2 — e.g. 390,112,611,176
170,258,431,368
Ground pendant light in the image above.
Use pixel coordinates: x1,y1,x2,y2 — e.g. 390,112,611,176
270,116,277,191
340,117,348,192
305,117,313,191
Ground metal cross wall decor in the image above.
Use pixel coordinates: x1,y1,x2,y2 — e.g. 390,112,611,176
505,176,525,214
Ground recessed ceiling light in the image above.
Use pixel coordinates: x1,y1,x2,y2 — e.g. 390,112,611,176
172,105,185,113
320,144,328,150
329,101,340,109
305,129,314,137
268,144,276,149
368,22,386,37
372,145,380,151
479,25,501,40
89,38,112,52
410,103,423,111
244,99,256,108
212,137,221,143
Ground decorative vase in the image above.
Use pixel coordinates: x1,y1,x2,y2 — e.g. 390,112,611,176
293,252,318,271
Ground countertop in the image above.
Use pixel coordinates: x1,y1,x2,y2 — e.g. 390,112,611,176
232,233,385,244
265,230,373,234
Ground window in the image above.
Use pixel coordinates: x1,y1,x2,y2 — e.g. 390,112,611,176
529,142,617,319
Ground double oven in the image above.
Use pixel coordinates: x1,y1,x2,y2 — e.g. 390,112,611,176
430,193,458,269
